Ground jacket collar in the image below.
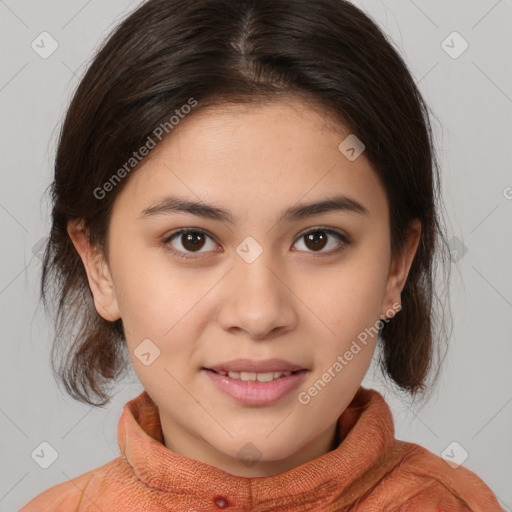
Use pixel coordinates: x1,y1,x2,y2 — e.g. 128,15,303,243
117,386,397,507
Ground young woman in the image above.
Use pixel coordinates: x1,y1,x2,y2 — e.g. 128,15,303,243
21,0,502,510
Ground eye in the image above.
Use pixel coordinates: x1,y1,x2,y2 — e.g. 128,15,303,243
292,227,350,256
163,229,218,259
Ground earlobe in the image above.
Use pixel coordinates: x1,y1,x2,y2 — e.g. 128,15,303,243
67,219,121,322
381,219,422,318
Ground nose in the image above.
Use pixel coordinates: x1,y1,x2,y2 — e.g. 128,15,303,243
215,251,298,340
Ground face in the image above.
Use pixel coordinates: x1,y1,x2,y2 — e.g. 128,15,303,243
69,98,420,477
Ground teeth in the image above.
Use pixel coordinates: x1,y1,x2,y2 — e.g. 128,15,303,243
221,370,293,381
256,372,274,382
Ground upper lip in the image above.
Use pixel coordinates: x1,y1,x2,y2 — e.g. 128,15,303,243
205,358,306,373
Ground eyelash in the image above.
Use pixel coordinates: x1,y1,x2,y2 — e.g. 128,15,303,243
162,227,351,260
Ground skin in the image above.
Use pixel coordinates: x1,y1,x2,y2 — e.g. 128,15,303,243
68,98,421,478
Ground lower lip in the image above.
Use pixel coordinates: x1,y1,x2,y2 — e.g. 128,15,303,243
202,369,308,406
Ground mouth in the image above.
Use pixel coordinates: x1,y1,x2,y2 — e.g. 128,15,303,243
203,368,306,383
201,367,309,406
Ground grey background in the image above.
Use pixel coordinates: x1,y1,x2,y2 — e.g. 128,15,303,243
1,0,511,510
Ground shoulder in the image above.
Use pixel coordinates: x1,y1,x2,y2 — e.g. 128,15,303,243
19,473,93,512
367,440,503,511
19,456,126,512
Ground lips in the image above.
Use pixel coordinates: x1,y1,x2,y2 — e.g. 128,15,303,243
203,366,309,406
204,358,307,374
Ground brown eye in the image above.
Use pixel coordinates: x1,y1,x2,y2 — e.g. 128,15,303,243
293,228,350,255
304,231,328,251
181,231,207,252
164,229,218,259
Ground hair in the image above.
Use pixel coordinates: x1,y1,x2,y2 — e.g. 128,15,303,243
41,0,451,407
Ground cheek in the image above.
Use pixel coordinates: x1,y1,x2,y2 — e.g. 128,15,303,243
111,247,193,340
114,268,220,378
309,257,388,330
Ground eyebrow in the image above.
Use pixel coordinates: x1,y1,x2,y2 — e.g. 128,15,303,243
138,194,370,224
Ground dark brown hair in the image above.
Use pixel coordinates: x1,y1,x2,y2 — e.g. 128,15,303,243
41,0,451,406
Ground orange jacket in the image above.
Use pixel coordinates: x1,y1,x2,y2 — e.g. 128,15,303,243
20,386,503,511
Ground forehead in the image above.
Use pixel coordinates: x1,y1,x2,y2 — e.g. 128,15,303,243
112,99,388,223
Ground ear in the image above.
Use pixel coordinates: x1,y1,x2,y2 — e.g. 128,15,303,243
381,219,422,319
67,219,121,322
